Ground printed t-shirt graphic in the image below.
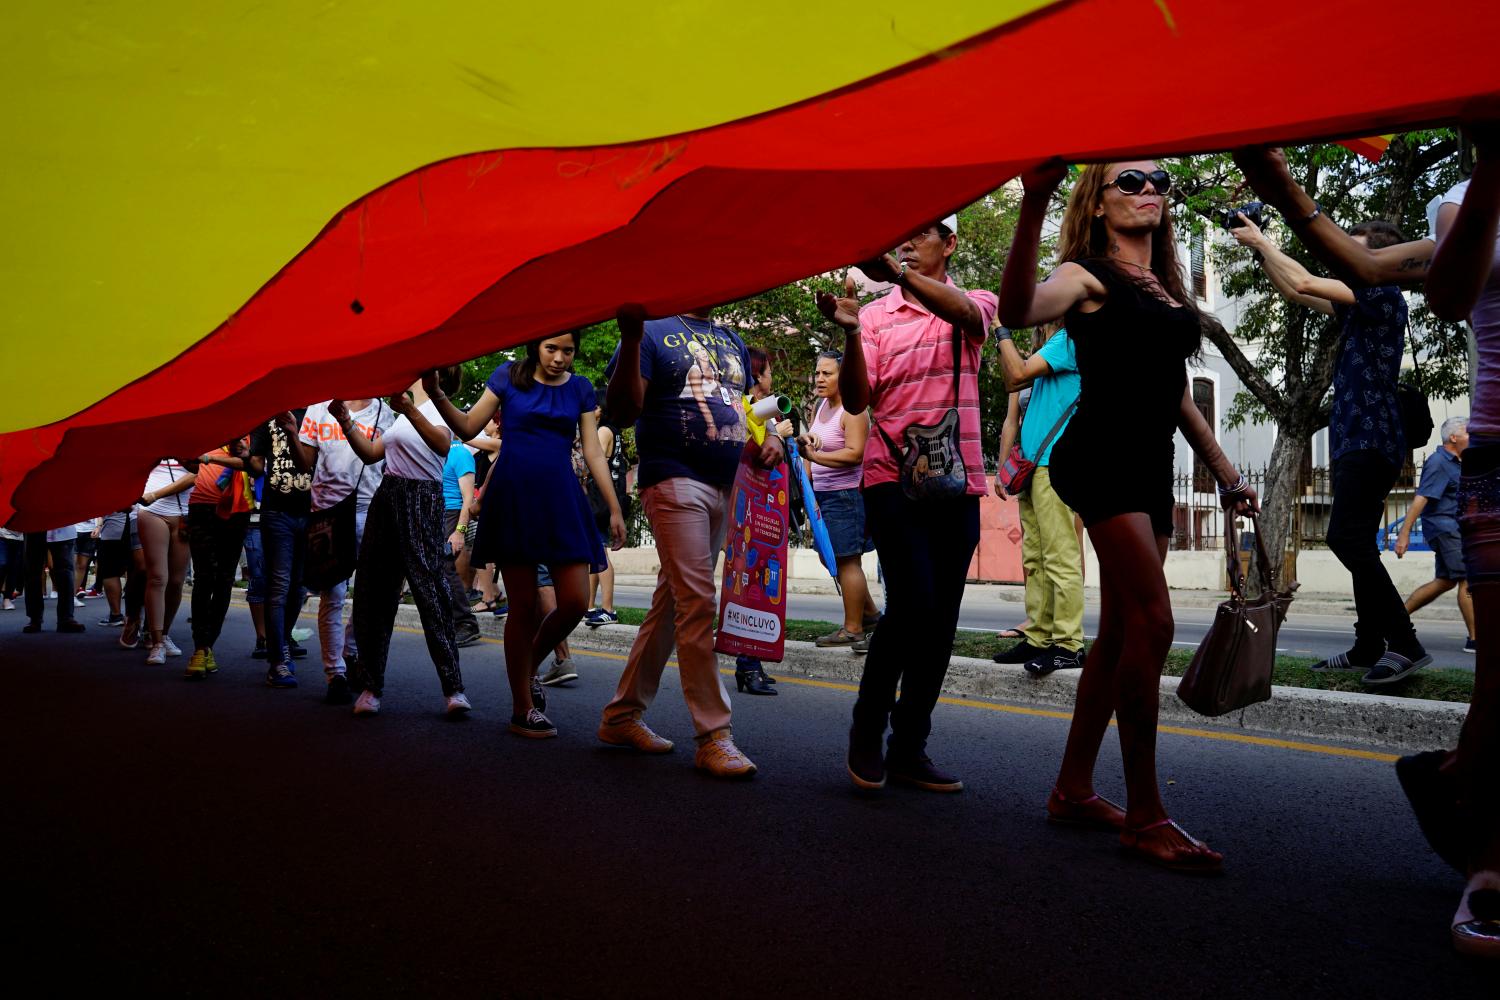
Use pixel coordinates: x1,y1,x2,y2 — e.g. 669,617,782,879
249,409,311,516
607,316,751,489
298,400,397,512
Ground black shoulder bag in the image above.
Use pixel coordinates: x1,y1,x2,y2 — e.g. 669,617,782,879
303,401,379,592
1396,318,1434,451
870,323,970,501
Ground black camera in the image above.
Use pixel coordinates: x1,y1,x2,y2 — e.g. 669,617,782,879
1221,202,1271,231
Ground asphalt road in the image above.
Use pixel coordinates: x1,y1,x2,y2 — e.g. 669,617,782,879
1,605,1490,997
613,584,1478,671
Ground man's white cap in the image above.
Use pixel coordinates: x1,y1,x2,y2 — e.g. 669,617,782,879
941,213,959,234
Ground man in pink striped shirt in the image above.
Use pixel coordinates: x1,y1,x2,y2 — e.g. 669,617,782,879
818,213,997,794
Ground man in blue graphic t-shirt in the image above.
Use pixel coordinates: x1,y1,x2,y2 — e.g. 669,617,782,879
597,307,781,779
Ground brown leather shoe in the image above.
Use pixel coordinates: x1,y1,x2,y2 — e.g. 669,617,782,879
694,729,757,779
597,717,674,754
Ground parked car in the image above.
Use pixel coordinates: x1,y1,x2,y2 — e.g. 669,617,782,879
1378,514,1430,552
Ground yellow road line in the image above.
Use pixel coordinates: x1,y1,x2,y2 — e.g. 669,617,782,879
396,627,1399,763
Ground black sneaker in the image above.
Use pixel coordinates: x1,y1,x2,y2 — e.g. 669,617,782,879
886,753,964,793
97,614,124,627
286,639,309,659
251,637,268,659
992,640,1044,665
324,674,353,705
456,629,483,648
846,728,886,790
1025,647,1085,676
1363,644,1433,686
509,708,558,739
530,677,547,713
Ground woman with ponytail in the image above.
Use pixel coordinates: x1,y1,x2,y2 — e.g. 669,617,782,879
430,333,625,739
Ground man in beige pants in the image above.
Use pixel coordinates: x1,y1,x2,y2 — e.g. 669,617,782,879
598,306,783,778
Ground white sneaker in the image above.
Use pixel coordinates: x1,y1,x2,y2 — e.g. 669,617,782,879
75,597,87,608
145,643,166,665
2,598,13,610
353,691,381,715
445,693,472,715
162,635,182,657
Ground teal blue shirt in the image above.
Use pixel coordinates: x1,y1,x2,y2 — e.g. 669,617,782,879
1019,330,1080,467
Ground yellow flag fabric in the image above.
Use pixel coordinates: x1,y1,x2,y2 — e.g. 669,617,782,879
2,0,1498,528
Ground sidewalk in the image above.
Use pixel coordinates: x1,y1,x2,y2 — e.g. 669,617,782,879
365,597,1466,754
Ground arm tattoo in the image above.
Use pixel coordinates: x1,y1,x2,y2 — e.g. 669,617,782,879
1397,256,1432,273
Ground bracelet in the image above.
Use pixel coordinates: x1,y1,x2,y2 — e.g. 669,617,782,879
455,523,468,534
1216,474,1248,496
1288,202,1321,228
996,326,1013,342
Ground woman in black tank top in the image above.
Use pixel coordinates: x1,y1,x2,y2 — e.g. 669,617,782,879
998,160,1258,875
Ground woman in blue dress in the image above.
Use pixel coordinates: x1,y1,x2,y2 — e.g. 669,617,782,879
428,331,625,738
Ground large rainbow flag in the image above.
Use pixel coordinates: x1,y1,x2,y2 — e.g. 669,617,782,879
3,1,1498,529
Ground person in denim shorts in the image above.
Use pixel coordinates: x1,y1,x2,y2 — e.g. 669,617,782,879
800,349,879,649
1397,417,1475,652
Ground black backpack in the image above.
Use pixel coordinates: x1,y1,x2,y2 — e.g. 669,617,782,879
1396,319,1434,451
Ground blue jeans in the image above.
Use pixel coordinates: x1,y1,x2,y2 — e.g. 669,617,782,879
242,521,266,604
260,509,308,667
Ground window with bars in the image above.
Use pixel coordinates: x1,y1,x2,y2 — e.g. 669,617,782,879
1190,227,1207,301
1191,377,1216,493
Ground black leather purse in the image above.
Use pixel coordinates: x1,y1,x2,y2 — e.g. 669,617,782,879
1177,516,1298,717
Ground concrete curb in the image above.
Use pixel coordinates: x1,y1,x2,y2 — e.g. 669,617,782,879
609,574,1465,622
407,603,1467,754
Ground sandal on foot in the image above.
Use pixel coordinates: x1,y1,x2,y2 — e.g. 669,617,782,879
1119,818,1224,875
1046,788,1126,831
1395,750,1465,875
997,624,1029,639
1452,871,1500,959
471,599,499,614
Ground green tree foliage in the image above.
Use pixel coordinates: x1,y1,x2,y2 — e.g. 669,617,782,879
1162,131,1467,573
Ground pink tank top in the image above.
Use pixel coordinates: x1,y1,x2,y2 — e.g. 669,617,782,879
810,400,862,491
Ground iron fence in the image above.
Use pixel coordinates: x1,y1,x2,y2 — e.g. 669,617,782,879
1169,453,1430,553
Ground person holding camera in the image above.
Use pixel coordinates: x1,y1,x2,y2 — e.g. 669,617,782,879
1236,130,1500,957
999,160,1257,874
1227,210,1429,684
817,213,997,794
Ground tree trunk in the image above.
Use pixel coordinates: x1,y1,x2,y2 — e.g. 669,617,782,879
1249,423,1310,596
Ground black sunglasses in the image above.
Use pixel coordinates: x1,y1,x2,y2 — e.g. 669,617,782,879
1103,168,1172,196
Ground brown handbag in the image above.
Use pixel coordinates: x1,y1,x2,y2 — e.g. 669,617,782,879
1176,515,1298,718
